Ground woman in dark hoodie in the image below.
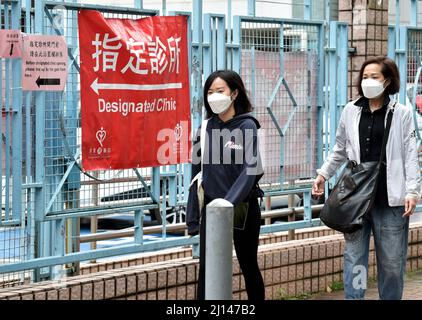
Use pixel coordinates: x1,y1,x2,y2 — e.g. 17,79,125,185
186,70,265,300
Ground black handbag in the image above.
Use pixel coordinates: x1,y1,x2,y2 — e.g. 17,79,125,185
320,106,394,234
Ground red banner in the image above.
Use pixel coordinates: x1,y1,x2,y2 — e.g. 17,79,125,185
78,10,191,171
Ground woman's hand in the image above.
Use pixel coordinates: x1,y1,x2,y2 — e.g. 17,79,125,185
312,174,326,198
403,197,417,217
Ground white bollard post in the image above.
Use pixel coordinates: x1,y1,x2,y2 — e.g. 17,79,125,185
205,198,233,300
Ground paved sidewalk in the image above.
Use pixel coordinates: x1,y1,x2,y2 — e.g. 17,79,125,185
309,269,422,300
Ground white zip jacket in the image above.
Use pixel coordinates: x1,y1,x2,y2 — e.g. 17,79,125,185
317,98,421,206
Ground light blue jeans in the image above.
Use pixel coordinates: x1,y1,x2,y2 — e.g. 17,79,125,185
343,205,409,300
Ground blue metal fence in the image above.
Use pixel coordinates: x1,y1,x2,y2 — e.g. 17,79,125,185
389,11,422,149
0,0,349,286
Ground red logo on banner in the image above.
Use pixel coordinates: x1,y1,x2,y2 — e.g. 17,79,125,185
78,10,191,171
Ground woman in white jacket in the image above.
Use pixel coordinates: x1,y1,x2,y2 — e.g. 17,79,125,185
312,56,421,300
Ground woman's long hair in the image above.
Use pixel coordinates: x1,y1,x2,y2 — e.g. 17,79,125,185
203,70,253,119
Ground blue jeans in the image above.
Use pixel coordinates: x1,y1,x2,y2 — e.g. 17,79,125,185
343,205,409,300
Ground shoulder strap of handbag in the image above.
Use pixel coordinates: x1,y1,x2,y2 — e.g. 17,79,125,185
189,118,210,189
379,102,395,163
200,118,209,174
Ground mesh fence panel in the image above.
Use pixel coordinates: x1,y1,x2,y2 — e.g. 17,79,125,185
407,29,422,89
1,3,162,287
407,28,422,135
240,20,321,190
42,6,158,215
0,2,35,288
388,0,421,26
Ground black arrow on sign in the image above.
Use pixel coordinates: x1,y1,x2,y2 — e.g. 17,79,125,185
36,76,60,87
9,44,13,56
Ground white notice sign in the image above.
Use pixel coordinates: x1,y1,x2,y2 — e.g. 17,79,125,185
0,30,22,58
22,34,68,91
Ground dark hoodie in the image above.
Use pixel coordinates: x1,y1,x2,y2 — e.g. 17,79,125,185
186,113,264,235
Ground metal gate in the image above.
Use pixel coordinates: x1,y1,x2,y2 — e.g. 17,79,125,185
389,25,422,148
402,27,422,147
234,17,348,231
1,0,32,287
236,17,324,190
0,0,198,286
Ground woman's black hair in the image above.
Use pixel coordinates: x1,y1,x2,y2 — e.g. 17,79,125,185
357,56,400,96
203,70,252,118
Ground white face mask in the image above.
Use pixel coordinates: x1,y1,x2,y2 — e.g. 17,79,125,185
361,79,386,99
207,92,233,114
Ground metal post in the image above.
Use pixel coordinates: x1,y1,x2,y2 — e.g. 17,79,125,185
251,45,256,109
0,2,3,226
34,0,48,282
192,0,203,127
48,0,65,281
306,38,312,166
328,21,338,152
287,193,295,240
205,199,233,300
52,219,65,281
168,167,177,210
180,12,193,207
316,23,325,169
12,0,25,285
217,16,226,70
323,22,330,175
395,0,400,61
152,167,161,211
25,0,36,283
411,0,418,27
232,15,241,73
397,26,407,105
227,0,232,68
70,0,81,275
203,14,212,78
303,191,312,221
279,23,285,188
11,0,23,223
388,26,396,59
192,240,200,258
4,2,10,225
304,0,311,20
90,171,99,263
264,196,271,225
161,177,167,239
328,21,338,189
134,210,143,244
247,0,255,16
134,0,143,9
325,0,330,22
191,0,203,258
337,23,348,116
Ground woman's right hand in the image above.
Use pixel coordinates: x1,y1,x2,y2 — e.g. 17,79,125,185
312,174,326,197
